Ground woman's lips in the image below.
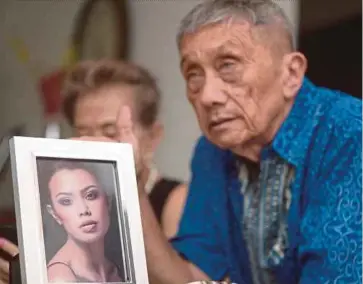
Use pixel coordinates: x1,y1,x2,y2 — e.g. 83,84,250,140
80,221,98,233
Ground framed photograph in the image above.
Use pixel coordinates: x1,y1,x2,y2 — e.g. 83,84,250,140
9,136,148,284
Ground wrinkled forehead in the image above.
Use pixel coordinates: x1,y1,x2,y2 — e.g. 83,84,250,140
179,21,256,66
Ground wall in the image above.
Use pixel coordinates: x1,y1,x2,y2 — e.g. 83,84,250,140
299,15,362,98
0,0,299,209
300,0,361,32
0,0,87,209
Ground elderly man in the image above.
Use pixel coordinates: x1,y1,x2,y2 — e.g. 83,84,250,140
0,0,360,284
132,1,361,284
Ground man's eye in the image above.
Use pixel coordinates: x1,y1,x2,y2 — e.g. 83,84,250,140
219,61,235,71
217,59,241,83
187,72,200,82
187,73,204,92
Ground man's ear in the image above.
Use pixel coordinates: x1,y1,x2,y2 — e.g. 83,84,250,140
46,204,62,225
281,51,307,100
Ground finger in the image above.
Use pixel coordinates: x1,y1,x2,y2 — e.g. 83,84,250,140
0,257,9,272
0,238,18,257
117,106,133,129
117,106,135,143
0,257,9,282
115,106,142,168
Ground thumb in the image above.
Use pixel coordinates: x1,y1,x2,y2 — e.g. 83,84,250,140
0,238,18,257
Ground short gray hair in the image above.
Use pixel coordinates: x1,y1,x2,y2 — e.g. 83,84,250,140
177,0,295,50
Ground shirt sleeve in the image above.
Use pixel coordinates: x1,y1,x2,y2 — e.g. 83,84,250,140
299,123,362,283
170,136,230,280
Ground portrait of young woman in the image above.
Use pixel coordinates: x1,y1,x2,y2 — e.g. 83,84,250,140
36,158,127,283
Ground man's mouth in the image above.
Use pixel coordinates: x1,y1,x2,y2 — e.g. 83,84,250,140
209,117,236,129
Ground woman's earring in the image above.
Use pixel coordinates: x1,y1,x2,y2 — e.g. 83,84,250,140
46,204,62,225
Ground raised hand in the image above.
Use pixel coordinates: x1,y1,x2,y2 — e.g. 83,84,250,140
115,106,141,172
71,105,142,174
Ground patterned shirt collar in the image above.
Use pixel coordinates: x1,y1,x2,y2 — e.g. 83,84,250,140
271,77,317,166
236,79,316,284
228,77,317,170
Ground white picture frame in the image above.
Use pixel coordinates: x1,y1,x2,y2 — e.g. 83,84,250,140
9,136,149,284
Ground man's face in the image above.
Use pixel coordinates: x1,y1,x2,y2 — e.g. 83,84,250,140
180,22,286,155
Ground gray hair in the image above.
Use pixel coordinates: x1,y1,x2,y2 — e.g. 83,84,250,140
177,0,295,50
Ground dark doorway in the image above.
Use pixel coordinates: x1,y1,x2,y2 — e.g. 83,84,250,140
298,0,362,99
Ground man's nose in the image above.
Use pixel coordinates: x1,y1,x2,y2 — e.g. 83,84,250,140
199,73,227,107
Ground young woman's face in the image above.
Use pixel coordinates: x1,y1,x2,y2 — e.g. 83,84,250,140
47,168,110,244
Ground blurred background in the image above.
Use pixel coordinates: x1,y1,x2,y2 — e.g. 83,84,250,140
0,0,361,218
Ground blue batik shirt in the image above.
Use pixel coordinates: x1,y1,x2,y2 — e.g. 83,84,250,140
171,78,362,284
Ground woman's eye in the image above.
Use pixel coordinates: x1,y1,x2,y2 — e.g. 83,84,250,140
76,128,91,137
58,198,72,206
86,190,99,200
103,125,118,139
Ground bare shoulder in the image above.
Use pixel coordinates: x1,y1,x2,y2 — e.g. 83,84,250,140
47,246,76,281
47,262,77,282
161,183,189,239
